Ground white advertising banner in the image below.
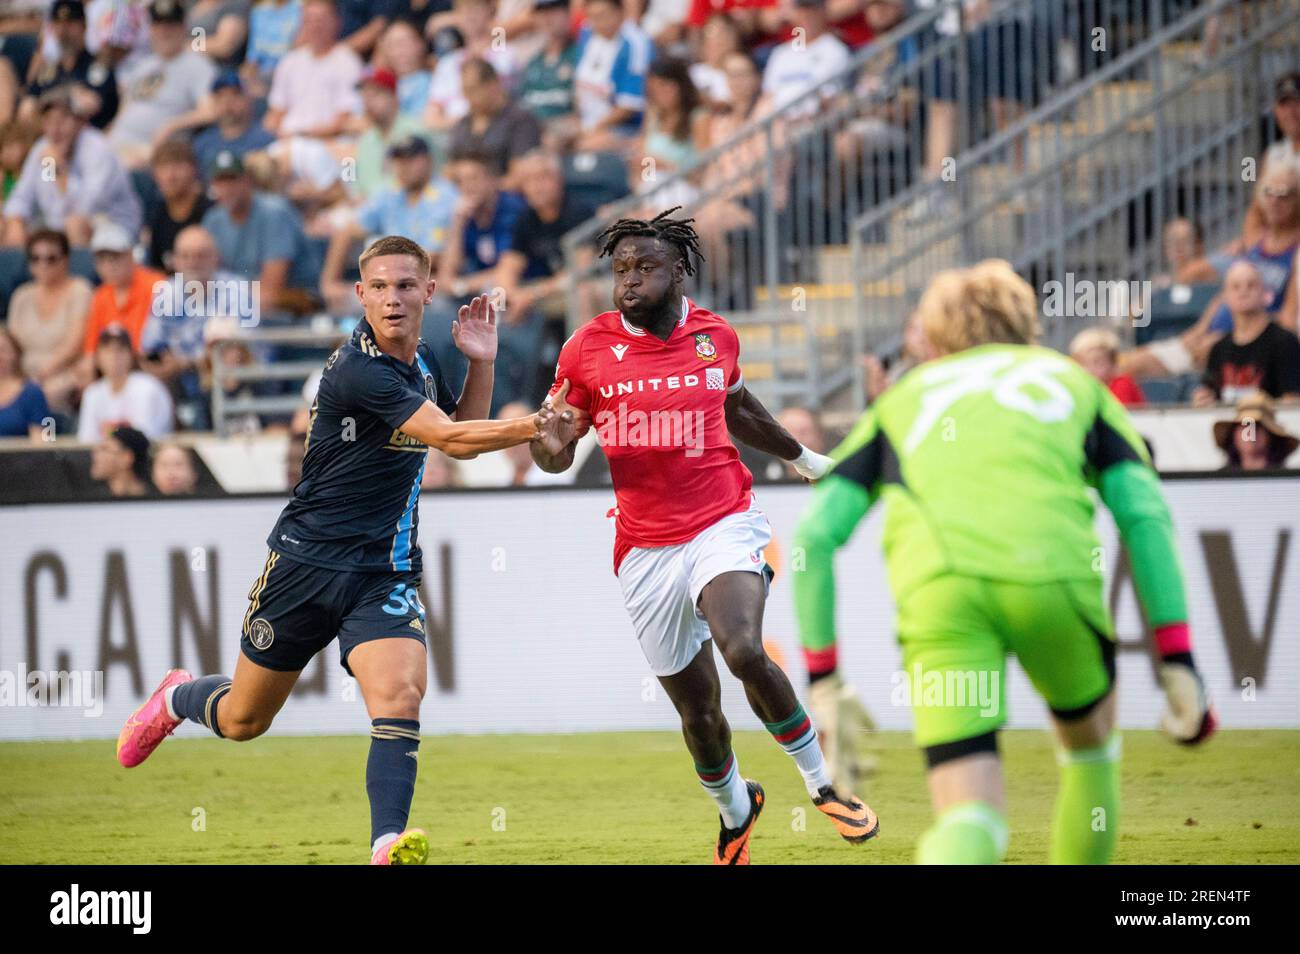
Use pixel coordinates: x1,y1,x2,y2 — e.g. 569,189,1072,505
1,479,1297,740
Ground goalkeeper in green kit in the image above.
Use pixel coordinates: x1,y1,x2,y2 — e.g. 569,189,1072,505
793,261,1217,865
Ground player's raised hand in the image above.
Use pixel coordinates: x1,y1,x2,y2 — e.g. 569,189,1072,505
452,295,499,364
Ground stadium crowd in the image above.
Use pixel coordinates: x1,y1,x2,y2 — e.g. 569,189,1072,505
0,0,1297,487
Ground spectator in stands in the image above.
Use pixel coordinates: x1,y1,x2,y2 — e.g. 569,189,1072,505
6,228,93,412
190,71,275,181
89,424,152,496
264,0,362,139
1244,73,1300,246
1192,260,1300,407
448,58,542,186
334,0,399,58
140,225,234,426
693,51,784,291
150,438,199,493
571,0,652,152
688,13,743,113
201,148,306,311
106,0,218,169
835,0,916,171
497,400,572,485
0,326,52,439
423,0,520,132
1124,166,1300,380
1152,217,1217,288
258,135,348,236
242,0,302,96
762,0,849,119
494,148,595,324
2,84,142,247
186,1,251,71
519,0,580,126
142,138,213,271
85,0,150,71
80,220,166,358
863,310,933,402
200,315,262,433
437,145,527,295
1069,327,1146,408
634,56,706,205
347,65,431,202
1213,395,1299,471
432,145,532,406
319,133,457,312
78,324,175,441
378,18,433,121
0,119,40,201
20,0,119,130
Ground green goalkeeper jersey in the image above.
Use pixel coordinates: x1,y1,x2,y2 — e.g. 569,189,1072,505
794,343,1188,650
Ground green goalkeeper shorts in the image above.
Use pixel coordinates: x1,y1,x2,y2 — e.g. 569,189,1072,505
896,574,1116,749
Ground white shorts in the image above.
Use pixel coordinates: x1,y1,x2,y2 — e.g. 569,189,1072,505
617,502,773,677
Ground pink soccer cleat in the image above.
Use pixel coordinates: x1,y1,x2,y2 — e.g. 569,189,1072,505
370,829,430,866
116,669,193,767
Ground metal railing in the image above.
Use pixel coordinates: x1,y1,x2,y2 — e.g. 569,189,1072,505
849,0,1298,401
560,0,1297,410
210,324,345,436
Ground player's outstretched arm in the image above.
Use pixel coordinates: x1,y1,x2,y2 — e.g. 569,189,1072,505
399,400,548,460
724,385,835,480
1089,394,1217,745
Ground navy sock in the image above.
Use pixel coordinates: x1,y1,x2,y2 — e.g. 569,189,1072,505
367,718,421,845
169,674,233,738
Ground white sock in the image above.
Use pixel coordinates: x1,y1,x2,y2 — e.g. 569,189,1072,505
372,832,399,855
792,738,834,798
699,755,752,829
164,686,179,721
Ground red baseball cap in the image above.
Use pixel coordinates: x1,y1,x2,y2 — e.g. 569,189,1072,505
358,67,398,94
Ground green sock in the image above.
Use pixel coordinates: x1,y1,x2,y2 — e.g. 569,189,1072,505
1050,732,1121,864
916,801,1008,865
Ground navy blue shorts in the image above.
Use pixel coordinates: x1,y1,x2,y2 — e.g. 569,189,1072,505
240,550,427,675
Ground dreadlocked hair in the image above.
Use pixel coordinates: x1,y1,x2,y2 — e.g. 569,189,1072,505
596,207,705,276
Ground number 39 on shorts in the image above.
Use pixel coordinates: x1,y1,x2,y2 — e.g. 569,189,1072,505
904,351,1076,453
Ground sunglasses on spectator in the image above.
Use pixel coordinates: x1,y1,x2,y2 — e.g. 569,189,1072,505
27,253,65,264
1262,186,1294,197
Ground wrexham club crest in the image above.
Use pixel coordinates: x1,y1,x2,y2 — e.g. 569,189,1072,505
694,333,717,361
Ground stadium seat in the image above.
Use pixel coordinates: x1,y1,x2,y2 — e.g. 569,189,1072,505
1137,283,1218,345
1138,373,1201,405
564,151,631,208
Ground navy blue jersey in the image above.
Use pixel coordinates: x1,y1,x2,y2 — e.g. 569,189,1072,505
268,319,458,573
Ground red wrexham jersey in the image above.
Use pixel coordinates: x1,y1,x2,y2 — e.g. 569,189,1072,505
549,297,754,572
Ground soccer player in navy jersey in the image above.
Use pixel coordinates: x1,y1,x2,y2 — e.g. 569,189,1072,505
116,235,576,865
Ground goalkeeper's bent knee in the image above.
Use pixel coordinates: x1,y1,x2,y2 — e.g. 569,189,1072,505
916,802,1008,865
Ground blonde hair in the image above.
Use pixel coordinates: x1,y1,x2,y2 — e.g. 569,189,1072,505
1069,326,1121,359
916,259,1040,356
358,235,430,276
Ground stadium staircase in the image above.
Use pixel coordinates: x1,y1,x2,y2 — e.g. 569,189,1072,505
561,0,1300,417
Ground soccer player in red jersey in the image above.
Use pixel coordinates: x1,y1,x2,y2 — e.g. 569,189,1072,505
533,209,880,863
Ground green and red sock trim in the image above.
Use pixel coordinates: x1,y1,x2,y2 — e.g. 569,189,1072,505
695,752,736,787
765,705,816,752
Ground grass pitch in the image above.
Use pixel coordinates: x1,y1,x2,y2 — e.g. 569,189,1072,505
1,730,1296,864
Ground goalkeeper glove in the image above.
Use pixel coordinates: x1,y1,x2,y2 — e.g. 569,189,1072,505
1155,624,1217,745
